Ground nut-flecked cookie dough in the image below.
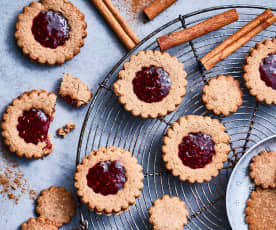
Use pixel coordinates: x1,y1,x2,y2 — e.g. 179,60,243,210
162,115,230,183
148,195,189,230
1,90,56,158
36,186,77,227
244,38,276,104
113,50,187,118
15,0,87,65
21,217,58,230
59,73,92,107
202,75,243,116
74,146,144,215
249,150,276,188
245,188,276,230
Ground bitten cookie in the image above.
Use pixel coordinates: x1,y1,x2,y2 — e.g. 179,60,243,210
244,38,276,104
21,217,58,230
59,73,92,107
1,90,56,158
202,75,243,116
245,188,276,230
249,150,276,188
113,50,187,118
74,146,144,215
15,0,87,65
162,115,230,183
148,195,189,230
36,186,77,227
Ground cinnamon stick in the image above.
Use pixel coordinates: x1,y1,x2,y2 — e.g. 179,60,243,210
157,9,239,51
201,9,276,70
144,0,177,20
91,0,140,50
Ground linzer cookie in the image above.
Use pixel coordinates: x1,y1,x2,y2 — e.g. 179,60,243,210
21,217,58,230
148,195,189,230
162,115,230,183
36,186,77,227
113,50,187,118
202,75,243,116
74,146,144,215
245,188,276,230
1,90,56,158
15,0,87,65
59,73,92,107
244,38,276,104
249,150,276,188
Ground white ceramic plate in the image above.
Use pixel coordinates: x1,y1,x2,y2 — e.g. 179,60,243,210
226,135,276,230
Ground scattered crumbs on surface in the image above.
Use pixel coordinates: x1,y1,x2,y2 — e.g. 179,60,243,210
0,145,36,204
112,0,154,21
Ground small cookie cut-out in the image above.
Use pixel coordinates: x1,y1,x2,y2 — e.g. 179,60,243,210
202,75,243,116
148,195,189,230
249,150,276,188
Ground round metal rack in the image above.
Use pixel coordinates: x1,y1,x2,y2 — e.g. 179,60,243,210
76,5,276,230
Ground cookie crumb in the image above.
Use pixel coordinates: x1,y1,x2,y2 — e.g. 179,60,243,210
59,73,92,107
57,122,76,138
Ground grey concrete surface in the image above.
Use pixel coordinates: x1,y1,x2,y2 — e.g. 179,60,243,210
0,0,275,229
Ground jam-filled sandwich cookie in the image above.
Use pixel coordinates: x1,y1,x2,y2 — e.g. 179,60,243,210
249,150,276,189
113,50,187,118
245,188,276,230
74,146,144,215
59,73,92,107
15,0,87,65
162,115,230,183
1,90,56,158
36,186,77,227
21,217,58,230
244,38,276,104
202,75,243,116
149,195,189,230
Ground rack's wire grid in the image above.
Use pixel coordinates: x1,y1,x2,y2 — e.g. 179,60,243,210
76,5,276,230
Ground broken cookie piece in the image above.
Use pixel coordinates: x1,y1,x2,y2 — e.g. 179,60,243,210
59,73,92,107
57,122,76,138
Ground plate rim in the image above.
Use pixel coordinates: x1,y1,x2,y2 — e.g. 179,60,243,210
226,134,276,229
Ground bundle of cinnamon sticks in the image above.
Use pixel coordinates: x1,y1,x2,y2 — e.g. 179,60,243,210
157,9,276,70
91,0,140,50
201,9,276,70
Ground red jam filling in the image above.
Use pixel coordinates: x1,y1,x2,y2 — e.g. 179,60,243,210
86,160,126,195
178,132,215,169
132,65,171,103
259,54,276,90
17,109,51,148
31,10,70,49
62,95,78,107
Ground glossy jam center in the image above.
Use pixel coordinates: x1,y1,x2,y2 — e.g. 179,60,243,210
86,160,126,195
132,65,171,103
178,132,215,169
17,109,51,146
259,54,276,90
62,95,78,107
31,10,70,49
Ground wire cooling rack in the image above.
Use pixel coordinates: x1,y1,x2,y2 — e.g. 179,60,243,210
76,5,276,230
